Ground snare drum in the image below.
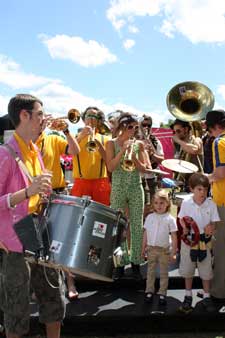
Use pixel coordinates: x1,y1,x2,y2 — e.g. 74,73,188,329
173,192,193,207
42,194,127,282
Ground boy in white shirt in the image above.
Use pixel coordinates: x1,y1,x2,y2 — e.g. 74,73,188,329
178,173,220,313
142,190,177,305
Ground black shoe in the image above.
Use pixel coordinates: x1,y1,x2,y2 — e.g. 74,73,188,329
145,292,153,303
201,297,216,313
179,296,193,314
113,266,125,280
158,295,167,306
131,263,142,281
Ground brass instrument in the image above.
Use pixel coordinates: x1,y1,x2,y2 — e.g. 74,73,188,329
121,139,136,171
47,108,80,131
86,128,98,152
98,120,111,135
166,81,214,123
166,81,215,181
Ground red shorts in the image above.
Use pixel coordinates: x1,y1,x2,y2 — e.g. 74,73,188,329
71,177,111,206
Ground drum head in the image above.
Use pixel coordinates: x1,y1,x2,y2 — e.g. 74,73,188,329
162,159,198,173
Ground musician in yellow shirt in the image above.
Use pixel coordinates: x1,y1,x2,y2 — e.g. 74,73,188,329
206,109,225,300
71,106,111,205
35,127,80,191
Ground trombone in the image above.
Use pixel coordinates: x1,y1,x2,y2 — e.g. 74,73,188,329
47,108,80,131
121,139,136,172
86,128,98,152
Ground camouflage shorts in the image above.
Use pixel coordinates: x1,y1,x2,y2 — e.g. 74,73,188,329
0,251,65,336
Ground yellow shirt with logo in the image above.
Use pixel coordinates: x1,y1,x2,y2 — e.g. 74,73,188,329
36,132,68,189
212,131,225,206
73,133,109,179
14,132,42,214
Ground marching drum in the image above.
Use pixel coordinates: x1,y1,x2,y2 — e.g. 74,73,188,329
41,195,127,282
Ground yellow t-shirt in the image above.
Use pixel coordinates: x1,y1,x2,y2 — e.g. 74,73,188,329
73,133,110,179
36,132,68,189
212,131,225,206
14,132,42,214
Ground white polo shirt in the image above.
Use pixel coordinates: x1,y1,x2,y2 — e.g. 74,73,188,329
144,212,177,248
178,196,220,234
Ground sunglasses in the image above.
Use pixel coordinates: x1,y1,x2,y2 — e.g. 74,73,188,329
127,125,139,131
142,123,151,128
173,129,183,134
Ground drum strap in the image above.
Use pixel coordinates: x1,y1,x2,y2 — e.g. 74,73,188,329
3,144,34,182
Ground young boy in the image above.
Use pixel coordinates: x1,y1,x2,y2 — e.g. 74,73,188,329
178,173,220,313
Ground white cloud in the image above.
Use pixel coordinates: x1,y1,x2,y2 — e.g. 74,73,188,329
107,0,225,44
0,55,58,89
128,25,139,34
123,39,136,50
0,54,169,126
0,94,10,116
39,34,118,67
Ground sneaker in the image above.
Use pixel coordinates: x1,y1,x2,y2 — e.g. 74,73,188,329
113,266,125,280
158,295,167,306
201,297,215,313
179,296,193,314
145,292,153,303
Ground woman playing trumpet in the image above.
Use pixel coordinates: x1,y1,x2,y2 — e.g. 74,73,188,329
106,112,152,280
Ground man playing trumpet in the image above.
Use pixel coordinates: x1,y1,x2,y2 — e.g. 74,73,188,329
71,106,111,205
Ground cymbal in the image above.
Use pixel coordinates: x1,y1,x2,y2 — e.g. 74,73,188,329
162,159,198,174
145,168,169,175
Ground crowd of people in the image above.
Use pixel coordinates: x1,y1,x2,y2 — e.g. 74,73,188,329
0,93,225,337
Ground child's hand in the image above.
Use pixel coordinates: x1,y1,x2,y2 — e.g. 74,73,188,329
204,224,214,236
169,253,177,263
141,248,147,259
182,226,190,235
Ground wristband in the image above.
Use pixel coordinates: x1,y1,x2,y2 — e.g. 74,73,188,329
63,128,70,136
25,187,29,199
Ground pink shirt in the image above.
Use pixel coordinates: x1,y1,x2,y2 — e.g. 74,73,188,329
0,136,44,252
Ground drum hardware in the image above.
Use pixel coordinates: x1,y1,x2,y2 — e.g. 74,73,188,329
47,108,80,131
121,138,136,172
86,127,99,152
145,168,169,176
113,246,124,268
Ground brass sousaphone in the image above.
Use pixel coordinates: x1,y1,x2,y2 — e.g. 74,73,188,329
166,81,214,125
165,81,215,177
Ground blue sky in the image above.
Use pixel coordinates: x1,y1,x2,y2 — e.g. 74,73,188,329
1,0,225,130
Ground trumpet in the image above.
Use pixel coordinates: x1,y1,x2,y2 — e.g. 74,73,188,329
47,108,80,131
121,139,136,172
86,128,98,152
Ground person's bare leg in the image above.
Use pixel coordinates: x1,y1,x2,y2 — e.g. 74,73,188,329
66,273,78,300
46,321,61,338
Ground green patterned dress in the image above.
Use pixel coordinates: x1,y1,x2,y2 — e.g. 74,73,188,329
110,140,144,265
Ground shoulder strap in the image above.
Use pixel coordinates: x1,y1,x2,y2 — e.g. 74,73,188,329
99,134,104,178
3,144,34,182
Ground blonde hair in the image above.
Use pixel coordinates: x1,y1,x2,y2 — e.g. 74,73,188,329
151,189,171,212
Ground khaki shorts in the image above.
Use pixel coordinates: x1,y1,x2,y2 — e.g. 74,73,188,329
179,241,213,280
0,251,65,336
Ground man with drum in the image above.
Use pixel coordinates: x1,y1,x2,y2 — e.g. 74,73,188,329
170,119,203,190
0,94,65,338
34,115,80,301
205,109,225,300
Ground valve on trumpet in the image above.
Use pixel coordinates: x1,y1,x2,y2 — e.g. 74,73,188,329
85,128,99,152
121,139,136,171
